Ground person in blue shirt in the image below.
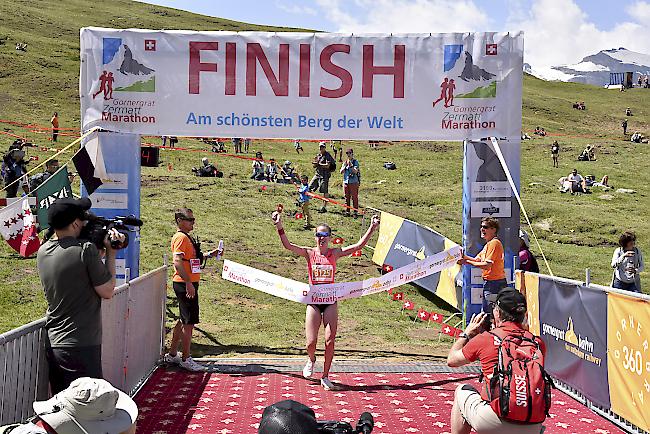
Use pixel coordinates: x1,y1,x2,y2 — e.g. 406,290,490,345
297,175,313,229
340,148,360,217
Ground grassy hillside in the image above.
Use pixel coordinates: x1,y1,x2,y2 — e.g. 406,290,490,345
1,1,649,359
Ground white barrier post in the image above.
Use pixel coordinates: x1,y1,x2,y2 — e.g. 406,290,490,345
585,268,591,286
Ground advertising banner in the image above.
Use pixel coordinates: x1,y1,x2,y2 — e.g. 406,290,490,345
80,28,523,140
607,293,650,432
33,167,73,231
514,271,540,336
81,132,141,285
462,139,520,321
372,211,461,309
223,245,460,304
538,278,610,408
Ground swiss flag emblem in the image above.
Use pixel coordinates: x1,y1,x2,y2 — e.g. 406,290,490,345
486,43,497,55
351,250,362,257
403,300,415,310
145,39,157,51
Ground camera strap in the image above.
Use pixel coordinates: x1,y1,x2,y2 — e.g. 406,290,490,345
178,231,205,267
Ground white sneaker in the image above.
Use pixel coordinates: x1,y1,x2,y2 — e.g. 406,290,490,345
303,358,316,378
163,353,181,365
320,377,336,391
179,357,206,372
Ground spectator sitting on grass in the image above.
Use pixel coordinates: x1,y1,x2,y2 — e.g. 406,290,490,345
626,107,632,116
631,132,647,143
266,158,280,182
578,145,596,161
251,152,265,181
585,174,610,188
561,168,588,194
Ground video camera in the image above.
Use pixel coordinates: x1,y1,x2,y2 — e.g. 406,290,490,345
317,412,373,434
80,212,143,250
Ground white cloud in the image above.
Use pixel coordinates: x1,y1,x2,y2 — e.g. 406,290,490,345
276,1,318,16
626,0,650,21
314,0,650,69
315,0,490,34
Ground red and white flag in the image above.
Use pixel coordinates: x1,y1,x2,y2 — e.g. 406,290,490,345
351,249,362,257
392,292,404,301
0,197,40,257
429,311,444,323
403,300,415,310
332,237,344,245
441,325,461,337
417,308,430,321
383,264,394,273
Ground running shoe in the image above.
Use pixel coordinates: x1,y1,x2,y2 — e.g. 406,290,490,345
320,376,336,390
179,357,206,372
163,352,182,365
303,358,316,378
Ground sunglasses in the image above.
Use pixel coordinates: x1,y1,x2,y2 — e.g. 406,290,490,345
480,225,492,229
315,231,331,238
180,217,196,222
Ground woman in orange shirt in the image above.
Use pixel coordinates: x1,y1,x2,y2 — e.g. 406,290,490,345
458,217,507,312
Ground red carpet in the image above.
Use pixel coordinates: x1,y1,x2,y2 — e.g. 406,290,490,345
135,368,624,434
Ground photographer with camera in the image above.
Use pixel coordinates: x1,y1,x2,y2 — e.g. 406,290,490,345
2,144,30,198
447,288,550,434
36,197,125,394
164,208,222,372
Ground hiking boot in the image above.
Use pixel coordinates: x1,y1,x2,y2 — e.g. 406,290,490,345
303,358,316,378
320,377,337,390
179,357,206,372
163,352,182,365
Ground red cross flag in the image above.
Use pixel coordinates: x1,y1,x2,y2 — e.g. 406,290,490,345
486,43,498,55
392,292,404,301
383,264,393,273
442,325,462,337
0,198,40,257
417,309,430,321
295,212,303,219
332,237,344,245
429,311,444,323
403,300,415,310
144,39,157,51
351,249,362,257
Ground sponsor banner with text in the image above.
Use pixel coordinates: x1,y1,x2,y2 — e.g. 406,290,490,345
80,28,523,140
223,246,460,304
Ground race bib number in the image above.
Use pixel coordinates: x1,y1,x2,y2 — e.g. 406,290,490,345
190,259,202,274
312,264,334,283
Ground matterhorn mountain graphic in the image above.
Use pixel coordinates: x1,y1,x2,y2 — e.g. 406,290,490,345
460,52,495,82
119,45,155,76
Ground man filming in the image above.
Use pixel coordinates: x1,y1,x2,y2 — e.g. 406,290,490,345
37,197,124,393
447,288,549,434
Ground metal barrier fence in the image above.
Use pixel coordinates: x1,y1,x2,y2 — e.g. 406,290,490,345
0,265,167,426
518,269,650,434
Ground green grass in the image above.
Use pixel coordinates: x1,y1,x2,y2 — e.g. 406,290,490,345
1,1,649,360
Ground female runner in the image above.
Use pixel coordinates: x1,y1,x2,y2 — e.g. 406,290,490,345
271,211,380,390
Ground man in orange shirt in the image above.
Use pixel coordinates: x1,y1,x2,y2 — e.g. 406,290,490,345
458,217,507,313
164,207,220,371
50,112,59,142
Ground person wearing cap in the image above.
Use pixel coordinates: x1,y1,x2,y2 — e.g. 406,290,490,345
458,217,507,313
340,148,360,217
310,142,336,213
36,198,125,394
447,288,547,434
29,159,60,191
2,146,29,198
0,377,138,434
265,158,280,182
518,230,539,273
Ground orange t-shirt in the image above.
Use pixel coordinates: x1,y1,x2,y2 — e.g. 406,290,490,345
477,238,506,281
171,231,200,283
51,116,59,128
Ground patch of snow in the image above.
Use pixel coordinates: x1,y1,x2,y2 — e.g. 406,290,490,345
528,65,576,81
565,61,608,72
607,49,650,67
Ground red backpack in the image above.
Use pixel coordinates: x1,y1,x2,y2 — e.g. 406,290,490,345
486,329,553,423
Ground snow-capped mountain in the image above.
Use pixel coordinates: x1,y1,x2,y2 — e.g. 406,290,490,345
525,48,650,86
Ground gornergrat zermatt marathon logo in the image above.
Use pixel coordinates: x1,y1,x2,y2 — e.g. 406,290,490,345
94,37,157,124
433,43,498,131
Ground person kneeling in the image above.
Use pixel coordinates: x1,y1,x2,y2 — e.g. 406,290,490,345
192,157,223,177
447,288,551,434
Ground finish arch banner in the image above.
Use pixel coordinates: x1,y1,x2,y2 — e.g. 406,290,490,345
80,28,523,140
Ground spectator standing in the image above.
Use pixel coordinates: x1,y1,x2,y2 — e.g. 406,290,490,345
294,139,304,154
310,142,336,213
36,198,123,393
518,230,539,273
165,208,220,371
551,141,559,168
233,137,242,153
622,119,628,135
50,112,59,143
611,231,644,293
458,217,507,312
2,147,29,198
244,138,251,153
340,148,360,217
297,175,313,229
447,288,549,434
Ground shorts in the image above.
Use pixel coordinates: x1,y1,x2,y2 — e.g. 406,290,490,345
310,303,336,314
483,279,507,313
46,344,102,394
310,174,330,195
173,281,200,325
454,384,543,434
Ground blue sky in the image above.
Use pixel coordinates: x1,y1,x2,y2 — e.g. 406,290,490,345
137,0,650,68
